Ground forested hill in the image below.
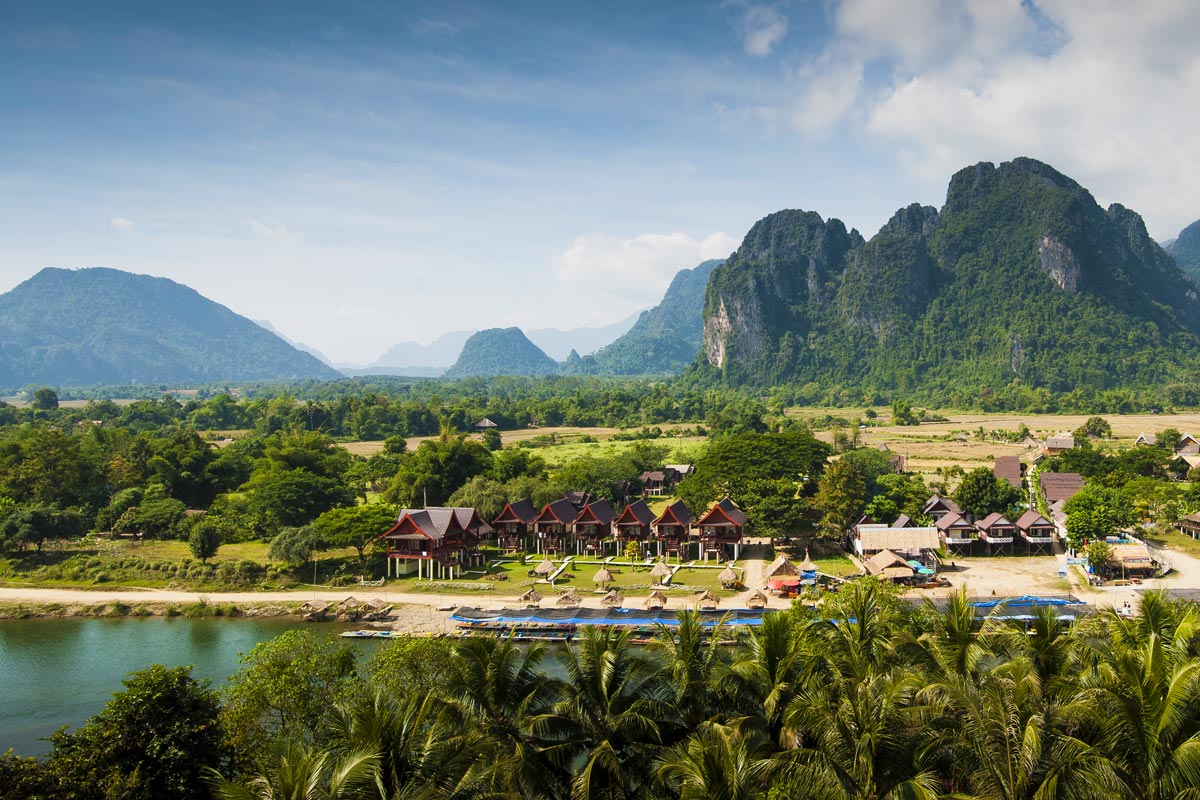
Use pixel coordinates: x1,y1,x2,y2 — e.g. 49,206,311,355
0,268,341,386
1167,219,1200,283
567,259,722,375
443,327,559,377
697,157,1200,397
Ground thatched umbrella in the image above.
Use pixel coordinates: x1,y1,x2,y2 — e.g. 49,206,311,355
556,589,583,608
593,566,613,586
337,596,362,611
799,549,816,573
718,565,739,588
534,558,556,576
601,589,624,608
644,589,668,610
300,599,330,613
519,587,543,606
746,589,768,609
764,556,799,580
696,589,720,610
650,561,672,584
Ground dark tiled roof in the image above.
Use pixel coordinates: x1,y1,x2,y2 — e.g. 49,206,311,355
892,513,912,528
615,499,655,527
1039,472,1085,503
993,456,1022,488
576,499,615,526
936,512,974,531
923,496,961,515
976,512,1014,531
1015,510,1053,530
493,499,538,525
654,500,694,527
536,498,581,525
697,497,747,527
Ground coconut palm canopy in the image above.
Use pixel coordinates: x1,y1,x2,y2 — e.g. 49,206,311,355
601,589,624,607
644,590,668,609
556,589,583,607
650,561,672,579
534,558,556,576
519,588,543,603
593,567,613,584
799,549,816,572
718,566,738,586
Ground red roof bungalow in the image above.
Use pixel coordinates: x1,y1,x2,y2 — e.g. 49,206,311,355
614,499,655,554
381,507,488,579
533,498,580,555
695,497,747,562
976,512,1017,554
1016,510,1056,553
937,511,978,554
922,496,961,521
573,499,615,556
492,499,538,554
652,500,694,560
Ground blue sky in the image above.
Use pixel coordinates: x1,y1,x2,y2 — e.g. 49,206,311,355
1,1,1198,363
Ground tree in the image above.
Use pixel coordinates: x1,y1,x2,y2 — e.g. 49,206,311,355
312,503,398,570
482,427,502,451
813,457,868,538
242,467,355,534
31,387,59,411
48,665,226,800
268,525,321,565
1075,416,1112,439
207,743,379,800
953,467,1022,518
891,398,919,426
1084,538,1113,573
655,718,776,800
0,506,83,553
188,519,222,564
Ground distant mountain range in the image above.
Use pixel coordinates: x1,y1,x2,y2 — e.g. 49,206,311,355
1166,219,1200,283
0,268,339,386
444,327,559,377
698,157,1200,393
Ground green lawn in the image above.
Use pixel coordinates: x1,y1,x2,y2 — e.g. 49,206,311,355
532,437,707,469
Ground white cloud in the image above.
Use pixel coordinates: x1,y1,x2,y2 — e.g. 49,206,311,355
247,219,306,247
555,230,737,304
786,0,1200,237
739,5,788,57
109,216,136,233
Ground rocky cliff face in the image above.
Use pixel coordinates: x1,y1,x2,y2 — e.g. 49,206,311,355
697,157,1200,393
1166,219,1200,284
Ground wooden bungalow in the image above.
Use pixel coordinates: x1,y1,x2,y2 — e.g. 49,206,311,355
653,500,694,560
1176,512,1200,540
1177,433,1200,455
381,508,480,579
1043,432,1076,455
533,498,580,555
1016,510,1056,554
936,511,979,555
922,496,961,521
573,499,615,556
445,507,493,562
1134,432,1158,447
613,499,655,556
640,470,667,495
695,497,747,562
492,499,538,554
976,512,1017,555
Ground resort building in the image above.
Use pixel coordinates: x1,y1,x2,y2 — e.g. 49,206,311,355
491,499,538,554
854,524,939,561
1176,512,1200,540
1043,432,1077,454
1040,472,1085,504
993,456,1023,488
573,499,615,556
1016,510,1057,554
652,500,694,559
975,512,1017,555
937,511,980,555
613,499,655,556
694,497,746,561
380,507,492,579
533,498,580,555
922,496,961,521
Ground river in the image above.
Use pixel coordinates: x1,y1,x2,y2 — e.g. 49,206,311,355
0,617,377,757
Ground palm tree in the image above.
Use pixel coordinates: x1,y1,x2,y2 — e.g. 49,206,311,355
206,742,380,800
548,626,670,800
654,717,776,800
898,586,1003,680
653,609,731,728
726,611,800,737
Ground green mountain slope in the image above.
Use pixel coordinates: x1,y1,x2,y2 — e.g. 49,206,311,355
0,268,341,386
697,158,1200,396
1166,219,1200,283
443,327,559,377
567,259,722,375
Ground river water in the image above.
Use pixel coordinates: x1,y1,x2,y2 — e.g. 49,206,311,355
0,617,375,757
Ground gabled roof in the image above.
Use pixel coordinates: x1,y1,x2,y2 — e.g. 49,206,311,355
493,499,538,526
614,499,655,527
993,456,1022,488
383,508,468,542
865,549,910,576
764,556,799,579
892,513,913,528
474,417,498,428
440,507,494,536
1040,472,1085,503
923,496,961,515
1015,510,1054,530
936,511,974,532
575,499,615,527
1045,432,1076,448
976,512,1014,531
696,497,748,527
858,526,939,551
1135,432,1158,446
564,491,592,511
654,499,694,528
640,470,666,482
535,498,581,526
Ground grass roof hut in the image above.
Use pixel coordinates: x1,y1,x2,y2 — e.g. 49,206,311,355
650,561,673,585
337,596,363,611
644,589,668,610
718,565,739,588
746,589,768,609
697,589,720,610
601,589,624,608
300,600,330,613
534,558,557,576
764,556,800,581
518,587,543,607
593,566,614,586
556,589,583,608
799,549,816,573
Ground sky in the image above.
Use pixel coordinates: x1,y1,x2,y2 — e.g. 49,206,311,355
1,0,1198,364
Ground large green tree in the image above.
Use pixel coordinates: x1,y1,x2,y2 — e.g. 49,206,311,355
953,466,1022,518
312,503,398,570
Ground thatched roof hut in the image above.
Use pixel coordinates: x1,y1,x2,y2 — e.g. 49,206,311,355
697,589,720,610
650,561,672,582
764,556,799,580
746,590,768,609
601,589,624,608
337,596,362,611
718,565,739,588
644,589,668,610
593,566,613,585
534,558,556,576
300,600,330,613
366,597,391,610
556,589,583,608
799,549,816,573
518,587,543,605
